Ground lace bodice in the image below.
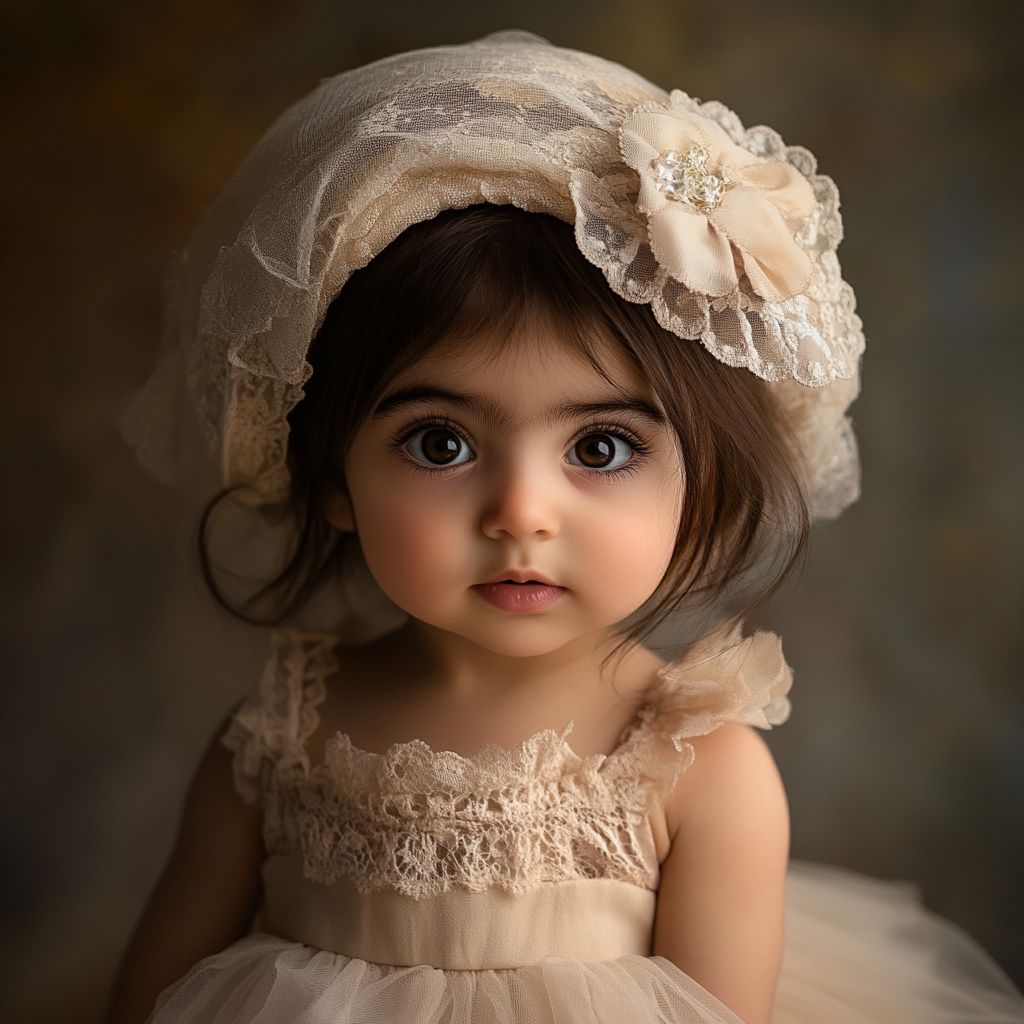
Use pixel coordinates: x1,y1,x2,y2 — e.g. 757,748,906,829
224,628,791,900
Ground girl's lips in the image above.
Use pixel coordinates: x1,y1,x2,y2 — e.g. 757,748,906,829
472,581,566,613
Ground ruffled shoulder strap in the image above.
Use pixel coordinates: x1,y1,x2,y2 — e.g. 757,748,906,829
629,624,792,757
602,626,791,814
221,630,338,802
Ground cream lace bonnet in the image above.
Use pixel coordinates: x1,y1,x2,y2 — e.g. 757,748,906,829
123,30,863,520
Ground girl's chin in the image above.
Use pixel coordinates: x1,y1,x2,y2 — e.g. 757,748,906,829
423,619,610,661
396,612,562,657
481,634,574,658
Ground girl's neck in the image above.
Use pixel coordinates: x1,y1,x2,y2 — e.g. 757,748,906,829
378,618,635,699
319,619,666,760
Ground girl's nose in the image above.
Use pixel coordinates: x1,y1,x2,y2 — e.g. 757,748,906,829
479,460,561,541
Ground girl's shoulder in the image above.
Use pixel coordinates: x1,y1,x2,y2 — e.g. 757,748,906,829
634,628,792,864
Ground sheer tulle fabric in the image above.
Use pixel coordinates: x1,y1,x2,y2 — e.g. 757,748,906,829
777,863,1024,1023
150,864,1024,1024
149,939,740,1024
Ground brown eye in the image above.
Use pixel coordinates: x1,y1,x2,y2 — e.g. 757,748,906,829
568,432,631,471
405,427,473,467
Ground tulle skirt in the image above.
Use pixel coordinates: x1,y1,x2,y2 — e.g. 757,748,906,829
150,863,1024,1024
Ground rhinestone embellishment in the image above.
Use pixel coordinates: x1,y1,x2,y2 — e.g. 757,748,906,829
653,145,731,213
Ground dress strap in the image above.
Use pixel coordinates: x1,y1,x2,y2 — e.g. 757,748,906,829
588,625,793,818
222,631,338,802
623,624,793,760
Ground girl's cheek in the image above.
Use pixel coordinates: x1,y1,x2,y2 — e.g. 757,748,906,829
573,480,679,598
355,486,469,601
588,516,673,603
573,467,680,543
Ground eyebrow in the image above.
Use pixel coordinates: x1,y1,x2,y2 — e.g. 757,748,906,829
373,386,666,428
561,400,666,425
374,387,480,418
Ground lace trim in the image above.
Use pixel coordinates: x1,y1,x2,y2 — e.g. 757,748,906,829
223,632,333,802
225,626,791,898
572,92,862,389
292,727,675,897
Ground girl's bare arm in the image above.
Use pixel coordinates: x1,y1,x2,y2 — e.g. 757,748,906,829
106,728,264,1024
653,723,789,1024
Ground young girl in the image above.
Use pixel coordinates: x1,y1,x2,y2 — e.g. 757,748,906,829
112,31,1024,1024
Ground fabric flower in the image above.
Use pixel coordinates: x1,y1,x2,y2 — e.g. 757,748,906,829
619,96,817,301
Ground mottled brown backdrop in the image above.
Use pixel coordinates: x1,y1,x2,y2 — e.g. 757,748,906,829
1,2,1022,1021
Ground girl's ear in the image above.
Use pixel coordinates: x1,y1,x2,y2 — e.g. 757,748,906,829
324,492,356,533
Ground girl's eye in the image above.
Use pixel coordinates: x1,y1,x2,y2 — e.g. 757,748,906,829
566,432,634,471
404,427,473,467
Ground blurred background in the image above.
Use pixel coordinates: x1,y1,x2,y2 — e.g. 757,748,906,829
1,1,1021,1020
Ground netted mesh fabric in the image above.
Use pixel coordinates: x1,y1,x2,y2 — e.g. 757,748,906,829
122,30,863,519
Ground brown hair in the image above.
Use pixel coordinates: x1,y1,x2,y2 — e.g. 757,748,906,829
200,205,808,641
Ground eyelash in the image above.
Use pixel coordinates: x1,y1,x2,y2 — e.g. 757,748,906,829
390,417,475,474
567,423,652,479
388,418,654,477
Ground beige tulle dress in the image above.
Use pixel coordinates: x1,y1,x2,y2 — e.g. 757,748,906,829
149,631,1024,1024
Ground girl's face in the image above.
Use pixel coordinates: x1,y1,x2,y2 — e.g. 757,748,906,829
327,325,684,658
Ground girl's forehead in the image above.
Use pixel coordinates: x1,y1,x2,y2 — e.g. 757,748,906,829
385,327,653,406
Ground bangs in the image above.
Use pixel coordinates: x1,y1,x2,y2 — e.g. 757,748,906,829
340,206,630,388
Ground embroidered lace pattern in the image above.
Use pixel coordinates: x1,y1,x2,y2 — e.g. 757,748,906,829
223,627,792,899
123,31,862,522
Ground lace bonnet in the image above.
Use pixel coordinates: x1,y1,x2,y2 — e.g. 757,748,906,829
124,30,863,520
